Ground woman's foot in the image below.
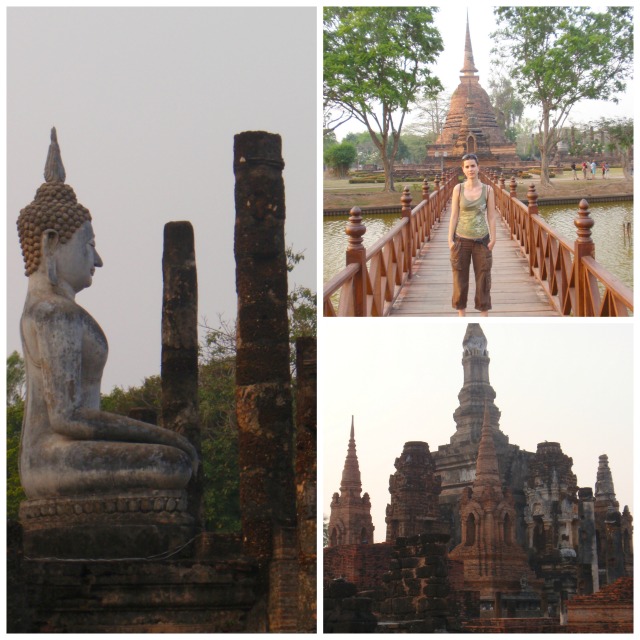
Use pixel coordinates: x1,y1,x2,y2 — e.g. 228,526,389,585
480,311,489,317
457,309,466,317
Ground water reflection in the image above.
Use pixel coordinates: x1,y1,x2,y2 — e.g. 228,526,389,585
323,202,633,289
537,203,633,288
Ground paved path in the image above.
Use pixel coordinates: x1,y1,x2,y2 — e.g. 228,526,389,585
389,204,560,317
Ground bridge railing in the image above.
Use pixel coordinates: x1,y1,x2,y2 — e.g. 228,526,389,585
483,170,633,317
323,172,458,316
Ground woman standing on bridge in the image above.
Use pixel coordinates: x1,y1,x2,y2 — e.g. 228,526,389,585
448,153,497,317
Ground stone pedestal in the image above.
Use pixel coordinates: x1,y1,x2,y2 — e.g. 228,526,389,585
19,490,194,560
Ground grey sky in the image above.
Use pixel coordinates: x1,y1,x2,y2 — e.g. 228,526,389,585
322,321,634,540
6,7,317,392
333,5,634,138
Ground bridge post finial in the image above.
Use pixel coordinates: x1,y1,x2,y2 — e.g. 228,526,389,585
345,207,367,316
401,186,413,279
509,175,517,198
574,199,595,316
525,183,539,277
499,174,506,190
422,176,430,202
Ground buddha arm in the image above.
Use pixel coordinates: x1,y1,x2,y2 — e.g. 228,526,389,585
36,310,198,471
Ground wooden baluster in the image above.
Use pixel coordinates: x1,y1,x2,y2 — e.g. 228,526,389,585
574,199,595,316
509,175,518,238
346,206,367,316
434,173,441,220
422,177,431,239
526,183,538,277
401,186,413,279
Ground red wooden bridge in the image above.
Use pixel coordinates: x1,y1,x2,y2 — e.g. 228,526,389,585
323,172,633,317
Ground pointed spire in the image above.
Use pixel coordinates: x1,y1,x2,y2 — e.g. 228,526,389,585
595,454,619,508
460,12,478,77
472,402,501,496
340,415,363,496
462,322,488,356
44,127,66,183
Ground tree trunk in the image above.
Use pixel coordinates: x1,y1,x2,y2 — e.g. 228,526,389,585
621,149,631,179
382,154,396,192
539,107,552,188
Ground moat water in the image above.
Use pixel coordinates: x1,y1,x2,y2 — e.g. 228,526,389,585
323,201,633,290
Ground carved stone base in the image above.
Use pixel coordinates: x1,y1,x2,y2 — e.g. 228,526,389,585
19,491,195,559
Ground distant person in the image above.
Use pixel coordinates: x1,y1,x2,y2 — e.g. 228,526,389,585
571,162,578,180
448,153,496,318
591,160,597,179
602,162,606,179
605,162,610,177
582,161,588,179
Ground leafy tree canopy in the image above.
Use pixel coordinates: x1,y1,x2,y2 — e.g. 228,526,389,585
492,6,633,186
324,7,443,190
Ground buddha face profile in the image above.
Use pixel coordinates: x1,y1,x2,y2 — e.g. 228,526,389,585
16,128,198,500
45,221,103,295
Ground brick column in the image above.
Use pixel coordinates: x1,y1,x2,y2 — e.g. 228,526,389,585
233,130,296,561
295,337,317,631
161,221,203,528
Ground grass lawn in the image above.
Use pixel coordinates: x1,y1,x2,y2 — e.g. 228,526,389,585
324,169,633,209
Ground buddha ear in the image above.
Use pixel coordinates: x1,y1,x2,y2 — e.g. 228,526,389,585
42,229,59,285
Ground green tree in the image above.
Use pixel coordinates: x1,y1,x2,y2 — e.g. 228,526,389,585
7,350,25,405
596,117,633,178
7,352,26,519
324,141,358,178
492,7,633,187
404,91,450,141
488,75,524,140
324,7,443,191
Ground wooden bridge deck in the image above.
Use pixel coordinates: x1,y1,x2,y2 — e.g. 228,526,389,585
390,203,560,316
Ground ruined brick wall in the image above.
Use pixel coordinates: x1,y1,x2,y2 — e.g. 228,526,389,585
566,577,633,633
323,543,393,593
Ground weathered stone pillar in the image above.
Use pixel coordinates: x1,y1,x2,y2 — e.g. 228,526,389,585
577,487,599,594
233,130,296,560
161,221,203,528
295,337,317,632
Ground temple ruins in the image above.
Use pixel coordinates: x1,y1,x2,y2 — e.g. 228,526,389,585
325,324,632,633
8,129,316,633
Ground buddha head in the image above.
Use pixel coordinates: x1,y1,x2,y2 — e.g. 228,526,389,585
17,128,102,292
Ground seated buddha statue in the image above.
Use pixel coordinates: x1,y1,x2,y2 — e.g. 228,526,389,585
16,128,198,500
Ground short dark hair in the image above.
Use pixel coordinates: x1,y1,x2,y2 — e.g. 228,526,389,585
462,153,478,162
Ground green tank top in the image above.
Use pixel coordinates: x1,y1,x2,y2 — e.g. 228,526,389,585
456,183,489,239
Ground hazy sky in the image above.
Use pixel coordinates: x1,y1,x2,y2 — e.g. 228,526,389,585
6,7,317,392
322,320,634,540
332,5,634,138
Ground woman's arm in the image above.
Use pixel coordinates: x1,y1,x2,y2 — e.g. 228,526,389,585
448,184,460,250
486,186,497,251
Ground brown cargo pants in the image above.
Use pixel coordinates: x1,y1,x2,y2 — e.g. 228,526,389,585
450,234,492,312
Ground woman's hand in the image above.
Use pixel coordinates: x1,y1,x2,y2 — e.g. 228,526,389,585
449,238,456,250
488,238,496,251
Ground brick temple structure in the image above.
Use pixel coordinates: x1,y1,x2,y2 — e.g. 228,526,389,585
427,16,517,165
327,417,375,546
324,324,632,632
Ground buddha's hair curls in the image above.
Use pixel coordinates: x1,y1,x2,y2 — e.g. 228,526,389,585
17,127,92,277
17,182,91,277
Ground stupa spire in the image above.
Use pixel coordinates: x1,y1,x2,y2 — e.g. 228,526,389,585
472,402,501,497
44,127,66,184
340,415,363,496
595,454,619,509
460,12,478,77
